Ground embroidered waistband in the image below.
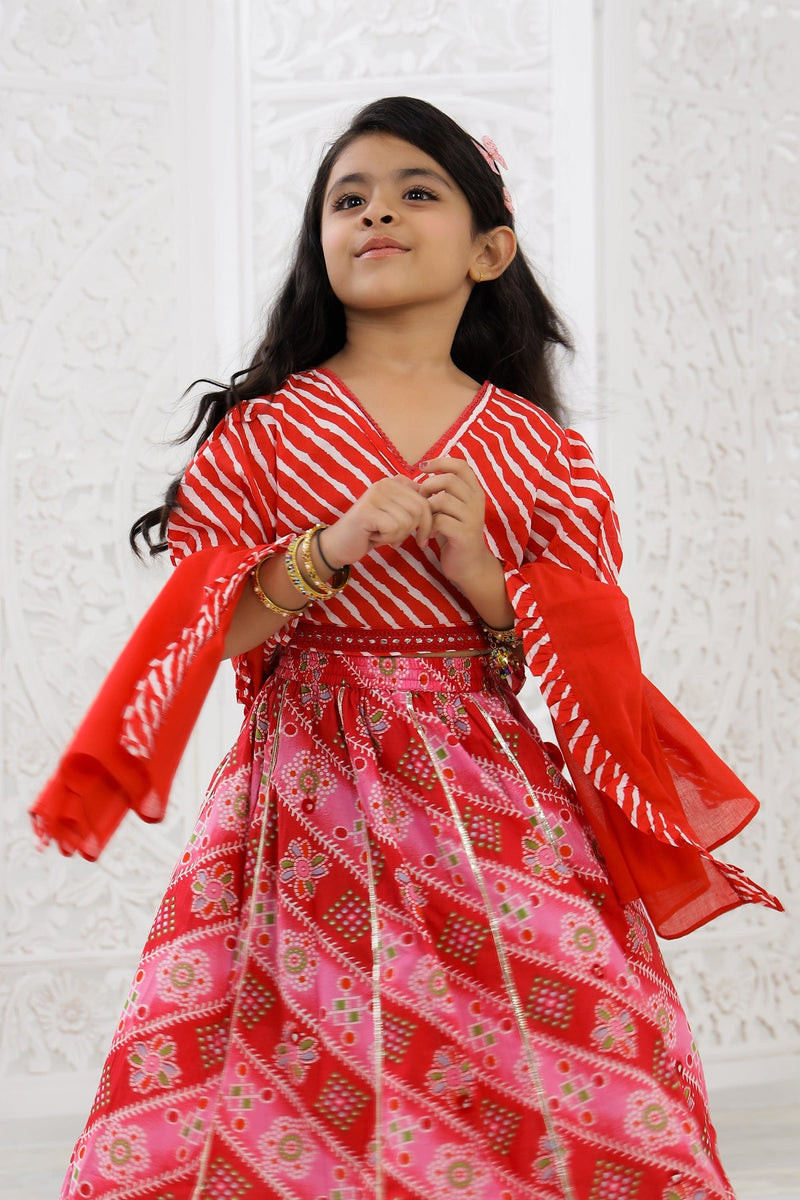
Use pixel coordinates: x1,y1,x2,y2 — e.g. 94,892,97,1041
274,645,493,693
275,625,495,692
290,623,488,656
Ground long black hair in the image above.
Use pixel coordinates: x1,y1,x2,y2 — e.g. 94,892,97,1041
131,96,573,555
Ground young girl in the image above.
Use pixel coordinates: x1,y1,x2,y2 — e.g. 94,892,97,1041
34,96,780,1200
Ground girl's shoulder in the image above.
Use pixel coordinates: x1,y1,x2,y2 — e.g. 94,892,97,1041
485,382,582,459
234,370,336,429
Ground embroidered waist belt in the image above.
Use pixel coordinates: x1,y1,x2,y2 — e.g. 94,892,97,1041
276,624,492,693
290,623,488,656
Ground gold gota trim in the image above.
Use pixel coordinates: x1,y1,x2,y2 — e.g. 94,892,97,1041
363,817,386,1199
475,696,568,864
192,685,288,1199
338,690,386,1200
406,695,577,1200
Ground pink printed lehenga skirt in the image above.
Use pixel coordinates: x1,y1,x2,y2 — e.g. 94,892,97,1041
61,628,735,1200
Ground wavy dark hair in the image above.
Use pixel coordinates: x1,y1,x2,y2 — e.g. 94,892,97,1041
132,95,573,555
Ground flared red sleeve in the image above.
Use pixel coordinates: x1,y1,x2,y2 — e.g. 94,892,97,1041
30,405,296,861
504,428,782,938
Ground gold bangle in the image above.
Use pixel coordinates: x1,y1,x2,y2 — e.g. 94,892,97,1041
251,559,308,617
300,526,350,595
285,532,328,600
285,526,351,599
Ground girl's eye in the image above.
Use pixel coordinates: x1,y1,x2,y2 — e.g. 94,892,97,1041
331,185,437,211
332,194,364,211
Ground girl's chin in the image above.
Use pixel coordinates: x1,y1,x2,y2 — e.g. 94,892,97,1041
338,287,465,315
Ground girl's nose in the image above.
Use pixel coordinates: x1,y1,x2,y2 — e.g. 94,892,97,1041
360,195,395,227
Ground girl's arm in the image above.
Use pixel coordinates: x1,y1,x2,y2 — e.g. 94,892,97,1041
223,475,434,657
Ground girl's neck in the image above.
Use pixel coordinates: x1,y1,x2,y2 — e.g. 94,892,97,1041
327,304,468,389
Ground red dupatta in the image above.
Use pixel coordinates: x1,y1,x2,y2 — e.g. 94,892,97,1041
30,545,267,861
508,560,782,937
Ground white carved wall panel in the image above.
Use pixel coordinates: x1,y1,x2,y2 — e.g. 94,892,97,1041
599,0,800,1083
0,0,203,1123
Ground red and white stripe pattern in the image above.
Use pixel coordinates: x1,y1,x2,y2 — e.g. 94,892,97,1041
150,372,622,796
159,369,630,735
121,545,273,762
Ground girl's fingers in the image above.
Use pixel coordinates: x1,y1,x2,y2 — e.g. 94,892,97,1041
417,499,434,547
418,473,473,504
373,489,430,527
366,490,433,544
431,512,461,540
420,456,478,484
427,490,470,521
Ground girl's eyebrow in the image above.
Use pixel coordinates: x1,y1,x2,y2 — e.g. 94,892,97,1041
325,167,453,202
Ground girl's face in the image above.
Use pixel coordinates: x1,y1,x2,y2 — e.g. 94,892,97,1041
320,133,484,316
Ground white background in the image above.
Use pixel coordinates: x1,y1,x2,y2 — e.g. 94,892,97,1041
1,0,797,1193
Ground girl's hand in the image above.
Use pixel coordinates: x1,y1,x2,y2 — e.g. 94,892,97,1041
418,455,516,630
322,475,433,567
417,456,495,587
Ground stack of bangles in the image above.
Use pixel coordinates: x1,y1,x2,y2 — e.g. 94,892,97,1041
250,524,350,617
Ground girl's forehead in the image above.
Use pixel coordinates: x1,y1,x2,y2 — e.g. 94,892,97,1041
327,133,452,183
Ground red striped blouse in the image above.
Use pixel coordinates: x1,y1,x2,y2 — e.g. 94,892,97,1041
168,367,621,632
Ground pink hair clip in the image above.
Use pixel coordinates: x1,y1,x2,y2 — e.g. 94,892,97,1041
476,135,508,175
474,135,514,214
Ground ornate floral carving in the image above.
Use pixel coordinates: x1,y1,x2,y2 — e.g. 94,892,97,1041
249,0,548,81
611,0,799,1062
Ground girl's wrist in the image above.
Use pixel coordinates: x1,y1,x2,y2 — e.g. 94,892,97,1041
315,527,347,573
445,544,498,591
291,526,350,596
319,518,364,571
454,552,515,629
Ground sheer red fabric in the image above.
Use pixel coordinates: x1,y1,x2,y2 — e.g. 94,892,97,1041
522,562,768,937
30,546,259,860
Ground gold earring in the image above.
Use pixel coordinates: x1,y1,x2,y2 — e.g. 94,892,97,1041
477,269,484,282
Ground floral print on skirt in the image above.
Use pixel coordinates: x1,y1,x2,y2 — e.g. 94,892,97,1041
61,639,735,1200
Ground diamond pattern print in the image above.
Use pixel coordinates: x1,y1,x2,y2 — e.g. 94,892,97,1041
436,912,488,965
383,1012,416,1063
397,738,440,790
150,894,176,942
589,1160,642,1199
526,976,576,1030
314,1072,370,1132
464,807,503,853
481,1099,521,1156
206,1157,252,1198
323,890,371,943
196,1021,227,1071
236,973,276,1030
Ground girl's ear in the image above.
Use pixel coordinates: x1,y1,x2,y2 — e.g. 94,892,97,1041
469,226,517,283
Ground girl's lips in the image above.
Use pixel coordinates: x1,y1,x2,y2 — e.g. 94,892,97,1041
357,246,409,259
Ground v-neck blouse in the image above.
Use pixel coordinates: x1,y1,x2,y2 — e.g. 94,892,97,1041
168,367,620,636
315,366,491,476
